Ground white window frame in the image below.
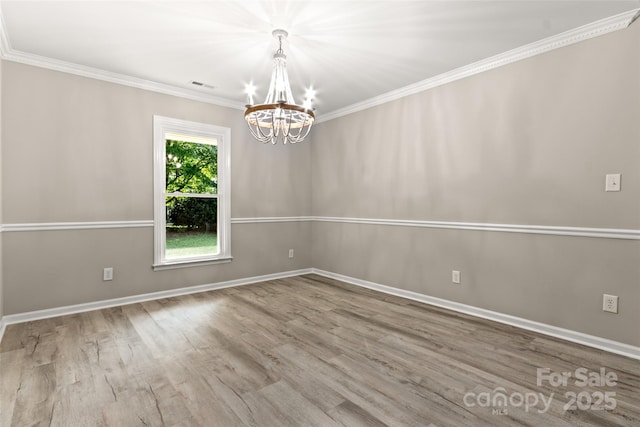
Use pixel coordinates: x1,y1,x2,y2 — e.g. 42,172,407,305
153,116,231,270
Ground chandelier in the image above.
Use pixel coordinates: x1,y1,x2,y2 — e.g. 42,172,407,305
244,29,315,144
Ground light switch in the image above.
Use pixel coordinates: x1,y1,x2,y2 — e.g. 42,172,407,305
605,174,621,192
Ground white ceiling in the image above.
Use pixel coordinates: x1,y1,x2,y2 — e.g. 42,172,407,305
1,1,639,117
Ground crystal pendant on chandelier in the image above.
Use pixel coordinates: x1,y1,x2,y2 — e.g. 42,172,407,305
244,29,315,144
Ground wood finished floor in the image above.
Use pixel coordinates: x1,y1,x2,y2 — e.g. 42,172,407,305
1,274,639,427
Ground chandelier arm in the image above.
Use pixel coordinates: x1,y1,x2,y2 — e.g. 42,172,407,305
284,108,313,143
246,112,275,143
286,117,313,143
249,125,271,144
256,117,275,143
294,123,313,142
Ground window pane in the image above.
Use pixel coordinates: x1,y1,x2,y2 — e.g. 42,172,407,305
165,196,218,259
166,140,218,194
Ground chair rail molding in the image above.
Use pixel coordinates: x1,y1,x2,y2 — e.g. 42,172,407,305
1,220,154,232
2,217,639,240
312,217,640,240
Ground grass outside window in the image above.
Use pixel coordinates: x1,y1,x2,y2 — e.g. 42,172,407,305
165,232,218,258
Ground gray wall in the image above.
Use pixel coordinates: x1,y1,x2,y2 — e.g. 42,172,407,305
0,58,3,321
311,21,640,346
1,61,311,314
1,20,639,348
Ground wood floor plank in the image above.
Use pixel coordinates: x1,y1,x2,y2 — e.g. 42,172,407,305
10,363,57,426
326,400,388,427
1,273,639,426
249,379,341,427
273,342,441,427
161,350,249,426
0,348,24,426
239,332,346,414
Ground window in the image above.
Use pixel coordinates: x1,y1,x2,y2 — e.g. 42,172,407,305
153,116,231,269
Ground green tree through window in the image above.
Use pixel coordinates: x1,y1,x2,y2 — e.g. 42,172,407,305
166,140,217,194
165,140,219,258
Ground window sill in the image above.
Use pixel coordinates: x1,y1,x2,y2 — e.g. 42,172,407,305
152,256,233,271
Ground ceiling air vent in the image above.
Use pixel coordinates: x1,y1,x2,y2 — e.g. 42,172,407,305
190,81,215,90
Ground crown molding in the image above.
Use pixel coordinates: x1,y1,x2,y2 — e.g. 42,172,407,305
316,8,640,123
0,7,244,110
1,48,245,110
0,6,637,123
0,5,10,57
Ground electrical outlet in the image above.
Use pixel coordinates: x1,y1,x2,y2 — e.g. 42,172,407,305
452,270,461,284
103,267,113,281
288,249,294,258
602,294,618,313
605,173,621,192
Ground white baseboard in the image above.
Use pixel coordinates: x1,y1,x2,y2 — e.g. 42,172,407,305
311,268,640,361
0,318,6,345
0,269,313,329
2,267,638,361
